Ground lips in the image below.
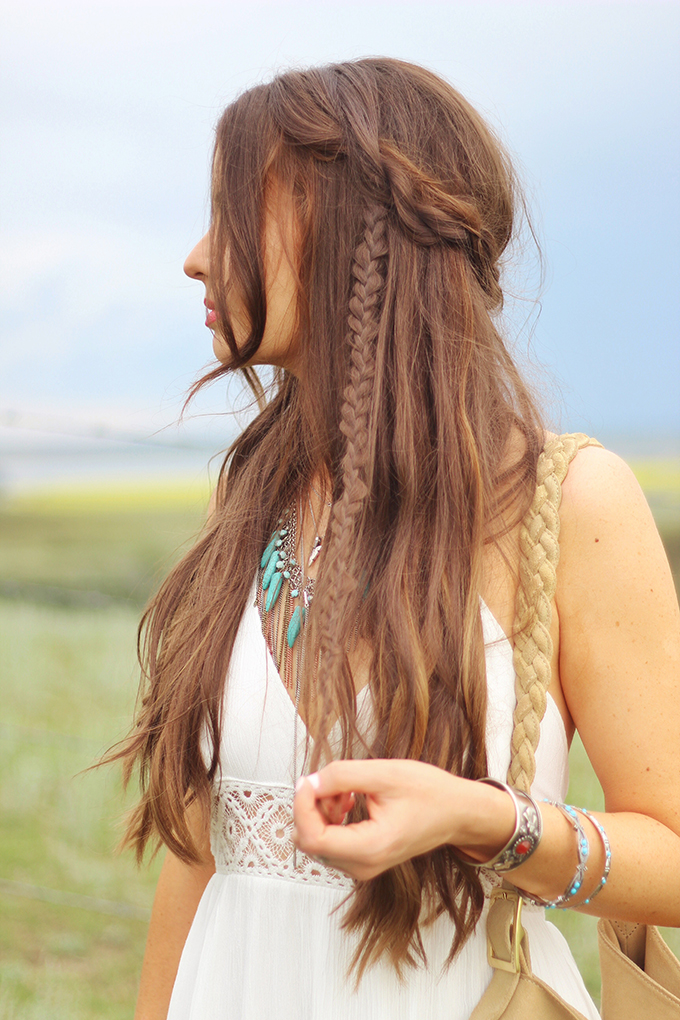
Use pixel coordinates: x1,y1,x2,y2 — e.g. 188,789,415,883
204,298,217,327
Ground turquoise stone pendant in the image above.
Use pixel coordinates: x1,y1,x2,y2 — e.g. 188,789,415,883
260,533,279,569
286,604,307,648
262,546,280,591
265,571,283,611
258,508,315,658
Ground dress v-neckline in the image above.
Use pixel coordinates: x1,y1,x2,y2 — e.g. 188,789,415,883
250,585,517,736
249,581,555,740
238,584,568,794
250,593,371,737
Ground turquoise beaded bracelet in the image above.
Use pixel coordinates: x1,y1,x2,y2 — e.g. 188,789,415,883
570,805,612,906
519,801,590,909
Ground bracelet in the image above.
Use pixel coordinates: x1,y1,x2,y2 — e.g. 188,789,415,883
521,801,590,909
461,778,543,873
570,805,612,906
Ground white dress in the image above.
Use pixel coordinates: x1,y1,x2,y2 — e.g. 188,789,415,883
168,587,600,1020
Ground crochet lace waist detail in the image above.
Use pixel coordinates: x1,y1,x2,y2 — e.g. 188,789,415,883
211,777,354,890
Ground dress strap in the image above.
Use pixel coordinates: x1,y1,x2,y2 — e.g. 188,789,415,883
508,434,602,793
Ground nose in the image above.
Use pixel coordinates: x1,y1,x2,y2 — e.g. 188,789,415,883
184,232,210,281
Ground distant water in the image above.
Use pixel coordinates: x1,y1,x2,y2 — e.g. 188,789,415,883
0,429,677,496
0,438,227,494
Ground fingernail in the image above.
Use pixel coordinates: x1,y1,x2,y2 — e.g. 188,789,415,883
307,772,320,791
295,776,306,792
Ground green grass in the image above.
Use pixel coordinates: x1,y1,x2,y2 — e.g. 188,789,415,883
0,488,207,606
0,467,678,1016
629,458,680,549
0,484,209,1019
0,897,148,1020
0,602,162,1020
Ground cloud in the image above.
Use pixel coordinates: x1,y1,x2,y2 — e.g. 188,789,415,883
1,1,678,438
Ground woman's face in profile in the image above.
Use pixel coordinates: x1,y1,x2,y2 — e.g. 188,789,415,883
184,190,301,376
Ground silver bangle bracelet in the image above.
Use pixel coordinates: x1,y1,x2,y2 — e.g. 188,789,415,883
520,801,590,909
463,778,543,873
570,805,612,906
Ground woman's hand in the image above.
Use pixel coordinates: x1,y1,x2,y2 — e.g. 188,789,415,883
292,759,515,881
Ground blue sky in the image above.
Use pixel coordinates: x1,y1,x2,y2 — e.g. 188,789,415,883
1,0,678,453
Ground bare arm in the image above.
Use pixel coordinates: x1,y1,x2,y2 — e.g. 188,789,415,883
135,491,221,1019
134,807,215,1020
293,448,680,924
553,446,680,921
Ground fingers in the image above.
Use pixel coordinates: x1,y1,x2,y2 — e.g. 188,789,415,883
293,772,327,840
298,759,392,799
339,789,356,815
318,790,355,825
291,759,465,882
293,774,380,874
294,767,363,831
293,800,382,880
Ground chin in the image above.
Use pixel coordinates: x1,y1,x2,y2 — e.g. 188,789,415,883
212,335,232,365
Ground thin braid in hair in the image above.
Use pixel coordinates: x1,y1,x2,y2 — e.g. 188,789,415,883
376,140,502,306
311,204,388,756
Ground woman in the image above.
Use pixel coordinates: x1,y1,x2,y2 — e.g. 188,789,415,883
122,59,680,1019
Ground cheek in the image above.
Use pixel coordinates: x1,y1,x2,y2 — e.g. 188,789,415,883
226,291,251,345
259,273,298,362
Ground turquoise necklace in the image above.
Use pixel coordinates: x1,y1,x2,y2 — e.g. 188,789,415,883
258,503,316,653
257,487,333,697
257,492,330,842
258,489,331,667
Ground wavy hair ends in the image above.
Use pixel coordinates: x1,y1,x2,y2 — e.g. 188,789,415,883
109,58,543,975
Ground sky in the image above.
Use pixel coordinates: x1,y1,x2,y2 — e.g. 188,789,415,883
1,0,679,457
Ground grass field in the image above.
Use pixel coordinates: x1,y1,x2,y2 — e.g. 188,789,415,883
1,462,678,1017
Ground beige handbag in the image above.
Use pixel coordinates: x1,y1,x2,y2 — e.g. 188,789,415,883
469,434,680,1020
598,920,680,1019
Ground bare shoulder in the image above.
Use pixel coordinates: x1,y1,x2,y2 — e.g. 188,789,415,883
554,443,680,819
557,442,676,622
559,443,650,528
557,444,675,605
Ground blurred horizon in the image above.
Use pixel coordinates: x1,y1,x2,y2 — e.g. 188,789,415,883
1,417,678,499
1,401,678,498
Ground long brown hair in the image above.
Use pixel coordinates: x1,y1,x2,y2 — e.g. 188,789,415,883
113,58,543,977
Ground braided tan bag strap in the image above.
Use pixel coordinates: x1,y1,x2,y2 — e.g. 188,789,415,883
507,433,602,794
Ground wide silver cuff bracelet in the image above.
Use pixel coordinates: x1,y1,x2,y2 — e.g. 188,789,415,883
468,778,543,873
